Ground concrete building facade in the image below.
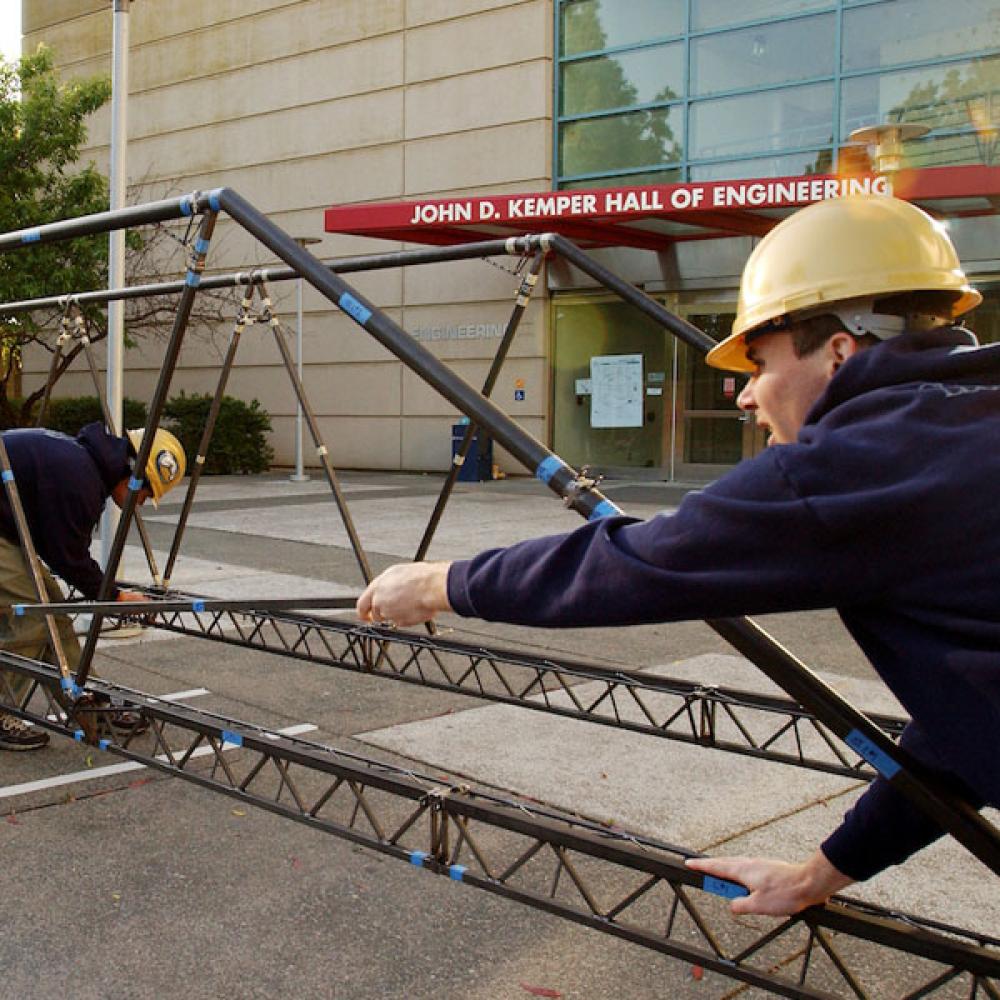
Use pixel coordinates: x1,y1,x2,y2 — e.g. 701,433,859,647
17,1,1000,480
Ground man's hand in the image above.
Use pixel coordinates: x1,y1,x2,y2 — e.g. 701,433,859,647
685,850,853,916
113,589,149,618
357,562,453,628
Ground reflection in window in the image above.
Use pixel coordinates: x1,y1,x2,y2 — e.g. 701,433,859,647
561,0,685,56
691,148,833,179
560,108,683,176
691,83,834,159
843,0,1000,72
691,14,834,96
692,0,831,32
562,168,683,189
561,43,684,116
841,56,1000,165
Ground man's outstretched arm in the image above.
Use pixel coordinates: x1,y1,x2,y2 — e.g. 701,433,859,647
685,850,853,916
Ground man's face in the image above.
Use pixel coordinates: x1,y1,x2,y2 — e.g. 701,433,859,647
736,330,853,446
111,480,153,509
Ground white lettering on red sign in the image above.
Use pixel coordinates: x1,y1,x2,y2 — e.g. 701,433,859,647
406,175,893,226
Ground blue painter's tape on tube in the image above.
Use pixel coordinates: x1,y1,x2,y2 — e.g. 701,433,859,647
845,729,901,778
221,729,243,747
2,469,14,483
12,604,23,616
194,237,211,254
74,729,85,741
588,500,620,520
448,865,467,881
21,230,41,243
338,292,372,326
185,270,201,288
703,876,749,900
99,739,111,750
180,195,194,216
535,456,562,484
409,850,429,867
208,189,222,212
192,600,206,612
129,476,144,492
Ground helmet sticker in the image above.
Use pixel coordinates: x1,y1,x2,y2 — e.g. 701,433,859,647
155,448,180,484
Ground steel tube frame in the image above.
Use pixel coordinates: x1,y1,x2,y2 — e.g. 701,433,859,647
2,190,996,872
14,596,359,616
1,650,997,999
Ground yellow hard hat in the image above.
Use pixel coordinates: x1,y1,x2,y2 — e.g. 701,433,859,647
127,427,186,506
706,196,982,373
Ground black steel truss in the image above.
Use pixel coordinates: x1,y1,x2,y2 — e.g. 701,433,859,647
81,588,905,783
1,189,997,991
3,652,998,1000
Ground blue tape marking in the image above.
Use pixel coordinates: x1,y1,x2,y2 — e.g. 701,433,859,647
845,729,901,778
73,729,85,741
21,229,41,243
2,469,14,482
448,864,467,881
185,270,202,288
180,195,194,216
192,599,206,612
99,738,111,750
194,237,211,254
588,499,620,521
221,729,243,747
338,292,372,326
13,604,23,616
208,189,222,212
61,676,73,690
409,850,429,867
128,476,144,492
535,456,562,484
703,876,749,900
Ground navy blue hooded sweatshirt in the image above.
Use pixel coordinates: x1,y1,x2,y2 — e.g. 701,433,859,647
0,422,131,600
447,327,1000,881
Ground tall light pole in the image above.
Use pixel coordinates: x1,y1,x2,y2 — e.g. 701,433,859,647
102,0,130,569
290,235,321,482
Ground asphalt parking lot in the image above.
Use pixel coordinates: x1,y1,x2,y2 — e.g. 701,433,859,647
2,472,997,1000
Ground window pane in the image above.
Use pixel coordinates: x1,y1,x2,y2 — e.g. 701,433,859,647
692,0,831,32
690,83,834,159
561,167,683,188
690,148,834,179
559,108,684,176
841,54,1000,165
561,43,684,115
691,14,834,96
843,0,1000,72
561,0,685,56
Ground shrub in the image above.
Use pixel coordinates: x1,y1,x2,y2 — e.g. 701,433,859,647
163,392,273,474
38,396,148,437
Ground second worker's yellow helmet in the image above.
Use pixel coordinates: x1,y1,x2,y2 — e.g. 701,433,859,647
127,427,186,506
706,195,981,373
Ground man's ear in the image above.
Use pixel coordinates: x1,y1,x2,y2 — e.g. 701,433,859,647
827,332,859,374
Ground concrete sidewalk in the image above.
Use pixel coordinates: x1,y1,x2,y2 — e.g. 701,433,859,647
2,470,997,1000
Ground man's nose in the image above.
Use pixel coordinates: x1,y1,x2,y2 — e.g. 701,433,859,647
737,381,756,411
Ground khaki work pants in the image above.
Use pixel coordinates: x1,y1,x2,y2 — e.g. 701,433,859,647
0,536,81,711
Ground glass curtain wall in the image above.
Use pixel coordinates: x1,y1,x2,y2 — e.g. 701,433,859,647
555,0,1000,186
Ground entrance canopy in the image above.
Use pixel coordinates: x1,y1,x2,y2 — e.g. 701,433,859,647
325,165,1000,251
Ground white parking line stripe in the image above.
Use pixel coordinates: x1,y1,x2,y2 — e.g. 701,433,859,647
0,723,318,800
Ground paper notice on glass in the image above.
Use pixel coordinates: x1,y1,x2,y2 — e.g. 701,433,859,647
590,353,643,428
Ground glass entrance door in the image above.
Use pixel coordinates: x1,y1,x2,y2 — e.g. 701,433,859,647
671,305,766,480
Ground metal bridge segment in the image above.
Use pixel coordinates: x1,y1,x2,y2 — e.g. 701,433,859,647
0,189,997,994
3,651,998,999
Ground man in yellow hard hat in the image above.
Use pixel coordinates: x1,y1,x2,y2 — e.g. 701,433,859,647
356,195,999,913
0,422,186,750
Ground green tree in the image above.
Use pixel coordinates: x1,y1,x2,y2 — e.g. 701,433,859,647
0,46,111,424
560,2,681,179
